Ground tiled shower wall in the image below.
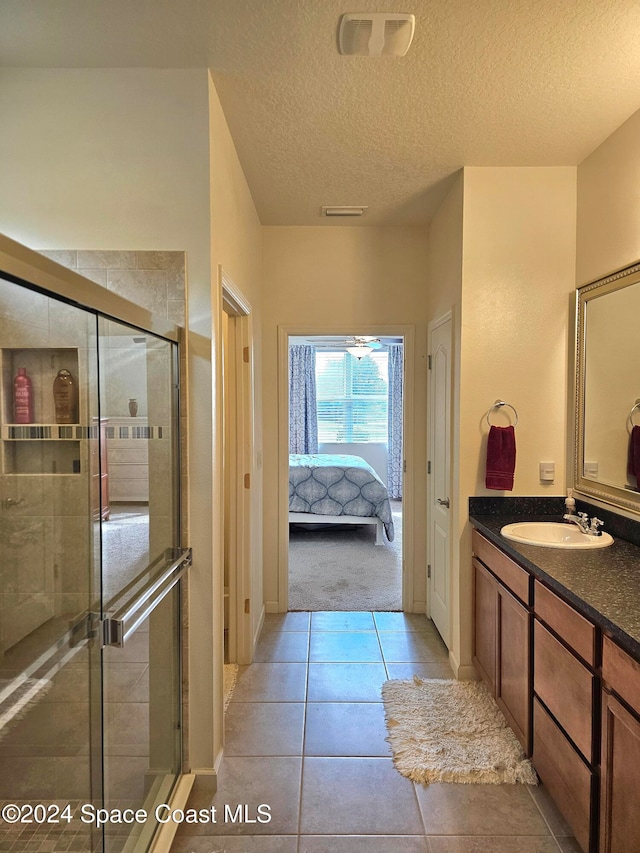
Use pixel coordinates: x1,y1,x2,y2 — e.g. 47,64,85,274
39,250,186,326
39,247,192,768
38,249,188,542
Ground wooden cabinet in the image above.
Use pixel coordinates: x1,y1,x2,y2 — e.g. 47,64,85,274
472,531,532,753
600,637,640,853
473,558,497,689
472,526,640,853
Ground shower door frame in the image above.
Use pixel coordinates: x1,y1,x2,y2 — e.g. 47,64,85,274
0,233,193,852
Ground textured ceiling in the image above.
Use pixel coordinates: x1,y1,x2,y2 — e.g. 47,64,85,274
3,0,640,225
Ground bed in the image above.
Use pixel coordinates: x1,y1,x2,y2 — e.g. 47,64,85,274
288,453,394,545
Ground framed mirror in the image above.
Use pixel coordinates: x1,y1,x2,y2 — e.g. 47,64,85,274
574,261,640,513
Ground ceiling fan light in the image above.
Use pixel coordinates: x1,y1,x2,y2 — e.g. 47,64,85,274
346,344,373,359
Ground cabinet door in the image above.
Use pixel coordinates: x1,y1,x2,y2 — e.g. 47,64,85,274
600,690,640,853
534,620,594,761
497,584,531,753
473,558,497,693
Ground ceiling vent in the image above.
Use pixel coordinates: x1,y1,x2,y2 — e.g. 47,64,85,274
321,205,368,217
338,13,415,57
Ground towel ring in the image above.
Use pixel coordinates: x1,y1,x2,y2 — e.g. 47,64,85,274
627,399,640,433
485,399,519,428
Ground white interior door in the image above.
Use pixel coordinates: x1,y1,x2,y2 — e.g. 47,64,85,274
221,268,254,666
428,313,452,648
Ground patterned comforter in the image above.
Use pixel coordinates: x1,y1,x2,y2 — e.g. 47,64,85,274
288,453,394,542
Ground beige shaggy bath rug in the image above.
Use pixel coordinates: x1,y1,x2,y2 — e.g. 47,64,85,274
382,676,537,786
223,664,238,712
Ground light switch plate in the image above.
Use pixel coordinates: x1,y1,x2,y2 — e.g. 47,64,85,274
539,461,555,482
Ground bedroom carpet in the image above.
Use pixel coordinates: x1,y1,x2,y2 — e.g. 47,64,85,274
288,501,402,611
382,676,538,786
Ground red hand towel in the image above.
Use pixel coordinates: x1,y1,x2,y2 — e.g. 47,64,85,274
486,425,516,491
628,425,640,490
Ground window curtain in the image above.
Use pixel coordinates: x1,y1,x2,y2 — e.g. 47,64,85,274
387,343,403,499
289,345,318,454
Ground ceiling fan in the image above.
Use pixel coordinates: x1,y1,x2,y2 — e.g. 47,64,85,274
344,336,382,358
306,335,383,358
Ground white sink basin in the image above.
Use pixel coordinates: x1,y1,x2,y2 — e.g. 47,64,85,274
500,521,614,549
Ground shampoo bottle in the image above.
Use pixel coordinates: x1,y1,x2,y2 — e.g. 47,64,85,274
14,367,33,424
53,369,78,424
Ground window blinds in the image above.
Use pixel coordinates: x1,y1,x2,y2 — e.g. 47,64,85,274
315,351,389,443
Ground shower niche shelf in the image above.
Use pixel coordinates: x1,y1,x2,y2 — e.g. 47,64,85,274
1,347,83,475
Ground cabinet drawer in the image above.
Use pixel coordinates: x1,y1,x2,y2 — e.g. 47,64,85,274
109,447,148,465
602,635,640,712
533,697,592,853
534,581,596,666
472,530,530,604
534,620,594,761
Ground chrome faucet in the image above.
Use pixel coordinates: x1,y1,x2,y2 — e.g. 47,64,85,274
563,511,604,536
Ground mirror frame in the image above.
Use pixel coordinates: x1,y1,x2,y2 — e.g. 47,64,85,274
573,260,640,514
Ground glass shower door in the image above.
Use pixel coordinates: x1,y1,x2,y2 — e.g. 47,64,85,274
0,270,187,853
98,317,185,853
0,274,102,853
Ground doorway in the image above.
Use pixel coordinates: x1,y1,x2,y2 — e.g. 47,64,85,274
0,261,188,852
427,311,453,648
221,268,254,666
278,326,416,614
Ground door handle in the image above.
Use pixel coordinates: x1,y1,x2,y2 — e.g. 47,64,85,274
103,548,192,647
437,497,450,508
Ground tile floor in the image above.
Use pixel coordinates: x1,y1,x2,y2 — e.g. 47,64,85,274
173,611,581,853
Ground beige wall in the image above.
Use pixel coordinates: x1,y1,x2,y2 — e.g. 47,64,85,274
577,107,640,285
426,172,464,323
208,77,264,699
262,225,429,611
454,166,577,673
461,167,577,497
576,103,640,506
0,68,221,771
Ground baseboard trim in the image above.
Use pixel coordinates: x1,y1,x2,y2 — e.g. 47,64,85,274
449,649,478,681
265,600,280,613
148,774,196,853
254,604,265,649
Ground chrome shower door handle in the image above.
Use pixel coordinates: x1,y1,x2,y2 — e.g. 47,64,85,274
102,547,192,647
437,497,450,508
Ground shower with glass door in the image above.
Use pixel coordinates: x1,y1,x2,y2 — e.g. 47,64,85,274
0,238,189,852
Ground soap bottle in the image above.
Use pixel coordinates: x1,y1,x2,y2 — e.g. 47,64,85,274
565,488,576,513
14,367,33,424
53,369,78,424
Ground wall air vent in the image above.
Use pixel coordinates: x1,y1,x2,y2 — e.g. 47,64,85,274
321,205,368,217
338,13,415,57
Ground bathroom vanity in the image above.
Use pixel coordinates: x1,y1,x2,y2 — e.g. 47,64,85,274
470,503,640,853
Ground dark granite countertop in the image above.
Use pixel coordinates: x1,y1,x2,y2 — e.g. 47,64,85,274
470,509,640,662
